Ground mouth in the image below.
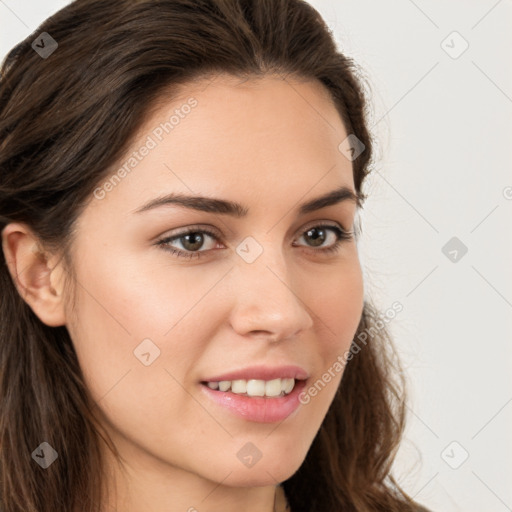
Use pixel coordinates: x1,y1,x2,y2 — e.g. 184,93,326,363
200,377,301,398
199,377,308,423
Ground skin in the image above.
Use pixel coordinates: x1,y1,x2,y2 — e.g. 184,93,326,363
2,74,364,512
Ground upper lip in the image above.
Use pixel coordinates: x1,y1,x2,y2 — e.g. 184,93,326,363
201,365,309,383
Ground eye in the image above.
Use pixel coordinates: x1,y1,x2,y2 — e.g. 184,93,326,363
292,223,353,255
156,223,353,260
156,226,220,260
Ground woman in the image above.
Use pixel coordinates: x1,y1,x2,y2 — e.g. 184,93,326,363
0,1,432,511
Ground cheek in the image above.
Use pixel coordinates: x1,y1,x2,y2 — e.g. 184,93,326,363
294,258,363,410
68,239,215,341
312,259,364,353
65,249,222,400
64,265,206,451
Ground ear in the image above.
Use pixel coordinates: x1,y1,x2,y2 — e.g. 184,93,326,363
1,222,67,327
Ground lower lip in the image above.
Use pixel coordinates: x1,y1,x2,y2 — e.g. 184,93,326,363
199,380,307,423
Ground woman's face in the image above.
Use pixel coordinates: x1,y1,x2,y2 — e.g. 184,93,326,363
63,74,364,500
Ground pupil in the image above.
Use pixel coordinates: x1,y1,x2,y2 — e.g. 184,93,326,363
183,233,203,251
306,227,325,247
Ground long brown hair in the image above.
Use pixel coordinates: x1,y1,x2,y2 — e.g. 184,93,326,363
0,1,427,511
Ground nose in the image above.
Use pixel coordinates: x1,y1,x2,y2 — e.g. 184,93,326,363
228,246,314,343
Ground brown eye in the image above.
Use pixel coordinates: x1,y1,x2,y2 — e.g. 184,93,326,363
294,224,352,251
156,223,353,261
303,227,329,247
156,227,220,260
178,232,207,251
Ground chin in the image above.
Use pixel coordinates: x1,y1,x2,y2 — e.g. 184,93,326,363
218,447,307,487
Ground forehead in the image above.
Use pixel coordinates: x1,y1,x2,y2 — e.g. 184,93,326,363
85,73,354,220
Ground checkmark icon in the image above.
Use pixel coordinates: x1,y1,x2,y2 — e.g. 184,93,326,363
31,442,58,468
133,338,161,366
441,236,468,263
237,442,262,468
338,134,365,161
440,31,469,59
441,441,469,469
236,236,263,263
31,32,58,59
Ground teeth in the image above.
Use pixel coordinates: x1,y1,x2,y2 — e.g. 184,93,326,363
231,380,247,393
282,378,295,394
247,379,265,396
219,381,230,392
265,378,282,397
205,378,296,397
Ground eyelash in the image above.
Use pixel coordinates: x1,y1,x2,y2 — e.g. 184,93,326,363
155,223,353,260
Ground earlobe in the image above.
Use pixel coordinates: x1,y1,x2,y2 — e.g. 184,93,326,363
1,222,67,327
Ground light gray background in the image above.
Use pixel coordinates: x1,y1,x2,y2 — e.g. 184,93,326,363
1,1,511,511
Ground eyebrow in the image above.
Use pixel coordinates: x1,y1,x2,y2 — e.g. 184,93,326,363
132,185,360,217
